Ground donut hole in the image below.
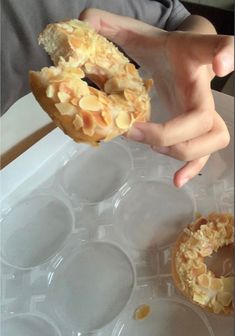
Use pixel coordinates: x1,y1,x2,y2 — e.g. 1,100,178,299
85,77,100,90
205,244,234,278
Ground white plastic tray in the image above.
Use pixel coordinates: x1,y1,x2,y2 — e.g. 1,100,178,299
1,91,234,336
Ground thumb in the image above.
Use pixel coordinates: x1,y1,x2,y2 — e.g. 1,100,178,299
213,35,234,77
184,33,234,76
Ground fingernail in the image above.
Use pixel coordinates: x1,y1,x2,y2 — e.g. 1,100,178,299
179,177,189,188
152,146,169,154
127,127,144,141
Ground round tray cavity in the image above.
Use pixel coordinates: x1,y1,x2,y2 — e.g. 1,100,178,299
1,194,74,269
47,241,135,334
2,313,60,336
62,141,133,203
113,298,214,336
114,179,195,250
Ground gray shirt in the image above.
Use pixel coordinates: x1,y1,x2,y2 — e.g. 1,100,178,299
1,0,190,114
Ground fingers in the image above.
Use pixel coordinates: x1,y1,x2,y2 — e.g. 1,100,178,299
127,74,215,147
129,110,229,188
148,112,230,161
127,107,215,147
80,9,234,78
173,155,210,188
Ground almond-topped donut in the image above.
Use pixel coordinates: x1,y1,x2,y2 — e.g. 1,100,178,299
172,213,234,314
29,19,153,145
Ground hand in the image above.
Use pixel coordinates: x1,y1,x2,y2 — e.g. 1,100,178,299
80,9,234,187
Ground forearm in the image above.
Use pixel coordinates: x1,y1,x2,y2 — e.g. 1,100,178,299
177,15,217,35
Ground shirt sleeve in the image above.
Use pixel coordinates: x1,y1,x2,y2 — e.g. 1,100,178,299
1,0,190,115
163,0,191,30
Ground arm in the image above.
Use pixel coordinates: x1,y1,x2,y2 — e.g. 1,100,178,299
177,15,217,34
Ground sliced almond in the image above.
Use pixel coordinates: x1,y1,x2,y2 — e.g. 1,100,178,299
44,66,61,77
188,236,199,247
59,83,73,95
57,91,71,103
124,88,135,102
197,274,210,288
73,114,84,130
221,276,233,292
74,82,90,97
69,20,83,29
185,250,197,259
101,109,112,126
104,77,136,93
199,247,213,257
210,278,223,291
81,110,96,136
115,111,131,130
194,217,209,231
68,36,81,49
104,78,121,93
144,78,154,92
71,97,79,106
79,95,102,111
125,63,137,75
92,112,107,128
130,112,136,125
192,263,207,277
89,87,100,96
193,292,208,305
212,300,224,314
57,23,74,32
217,292,232,306
46,85,56,98
55,102,77,116
111,94,127,106
84,62,94,73
64,66,84,78
133,304,150,320
50,76,65,83
95,58,112,69
98,95,110,106
225,224,233,239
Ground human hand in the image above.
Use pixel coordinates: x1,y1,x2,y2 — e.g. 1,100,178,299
80,9,234,187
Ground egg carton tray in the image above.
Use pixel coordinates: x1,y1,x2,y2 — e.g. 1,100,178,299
1,92,234,336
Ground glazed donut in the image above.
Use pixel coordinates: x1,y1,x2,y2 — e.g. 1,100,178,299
29,19,153,146
172,213,234,314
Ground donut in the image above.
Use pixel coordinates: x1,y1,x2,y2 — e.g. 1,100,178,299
172,213,234,314
29,19,153,146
